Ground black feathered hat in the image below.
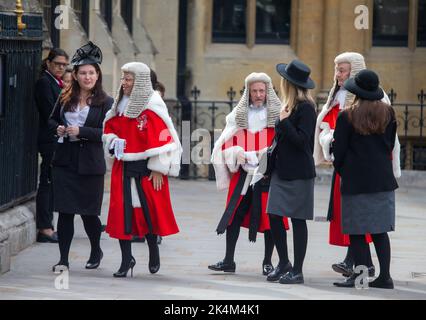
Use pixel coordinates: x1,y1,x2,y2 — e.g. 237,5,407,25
71,41,103,66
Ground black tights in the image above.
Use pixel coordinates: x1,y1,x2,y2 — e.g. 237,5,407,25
263,230,274,265
57,213,102,264
349,233,391,279
118,234,159,271
343,240,374,268
223,212,274,264
269,214,308,274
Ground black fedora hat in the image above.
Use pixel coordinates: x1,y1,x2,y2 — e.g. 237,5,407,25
343,69,384,101
276,60,315,89
71,41,103,66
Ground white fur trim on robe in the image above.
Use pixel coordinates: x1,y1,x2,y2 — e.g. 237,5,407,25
211,106,271,191
223,146,245,173
211,109,240,190
314,89,401,178
102,133,118,171
102,91,182,177
318,125,334,162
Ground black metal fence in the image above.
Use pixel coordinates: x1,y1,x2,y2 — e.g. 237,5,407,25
388,89,426,170
165,86,426,179
0,14,43,210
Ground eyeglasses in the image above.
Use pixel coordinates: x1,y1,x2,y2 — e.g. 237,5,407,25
120,77,134,83
52,61,69,68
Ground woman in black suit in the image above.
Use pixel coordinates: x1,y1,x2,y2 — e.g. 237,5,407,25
332,70,398,289
265,60,317,284
34,48,69,243
49,42,113,271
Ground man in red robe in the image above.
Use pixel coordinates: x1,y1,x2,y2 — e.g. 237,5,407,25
208,72,289,275
314,52,401,280
103,62,182,277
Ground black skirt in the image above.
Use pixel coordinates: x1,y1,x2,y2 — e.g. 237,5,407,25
52,142,104,216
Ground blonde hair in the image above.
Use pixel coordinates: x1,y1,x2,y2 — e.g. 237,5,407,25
280,77,316,112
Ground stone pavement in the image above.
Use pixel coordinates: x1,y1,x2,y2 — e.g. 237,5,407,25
0,179,426,300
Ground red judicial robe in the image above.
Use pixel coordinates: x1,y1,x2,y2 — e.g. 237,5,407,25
104,108,179,240
222,127,289,232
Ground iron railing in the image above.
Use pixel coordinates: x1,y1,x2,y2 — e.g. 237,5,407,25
165,86,426,179
0,13,43,210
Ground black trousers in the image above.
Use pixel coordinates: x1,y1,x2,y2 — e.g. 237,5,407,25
36,143,55,230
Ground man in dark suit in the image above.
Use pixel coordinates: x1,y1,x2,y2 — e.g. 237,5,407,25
34,48,69,243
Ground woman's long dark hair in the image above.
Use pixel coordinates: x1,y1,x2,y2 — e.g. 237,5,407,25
346,98,395,135
39,48,69,78
60,63,107,112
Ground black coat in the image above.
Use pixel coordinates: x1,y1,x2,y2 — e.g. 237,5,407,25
332,110,398,195
35,72,62,144
273,101,317,180
48,96,114,175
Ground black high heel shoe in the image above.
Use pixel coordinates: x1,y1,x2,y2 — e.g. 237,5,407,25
85,249,103,269
113,257,136,278
52,261,69,272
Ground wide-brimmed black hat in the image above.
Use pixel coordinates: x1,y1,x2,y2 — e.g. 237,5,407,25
276,60,315,89
343,69,384,101
71,41,103,66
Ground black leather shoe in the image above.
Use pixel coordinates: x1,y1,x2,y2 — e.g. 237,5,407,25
85,250,103,269
279,271,304,284
37,232,58,243
332,261,354,277
113,257,136,278
148,243,160,274
262,261,274,276
369,277,394,289
52,262,69,272
340,266,375,278
266,262,292,282
333,273,362,288
208,260,236,273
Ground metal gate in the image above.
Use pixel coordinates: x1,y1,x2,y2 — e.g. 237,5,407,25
0,12,43,211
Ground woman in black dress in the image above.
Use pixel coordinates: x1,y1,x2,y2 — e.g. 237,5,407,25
49,42,113,271
266,60,317,284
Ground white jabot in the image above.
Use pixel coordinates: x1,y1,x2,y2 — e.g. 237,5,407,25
117,95,130,116
334,88,348,110
247,104,267,133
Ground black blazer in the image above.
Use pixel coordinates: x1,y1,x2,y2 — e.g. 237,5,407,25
273,101,317,180
35,72,62,144
48,96,113,175
332,110,398,195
